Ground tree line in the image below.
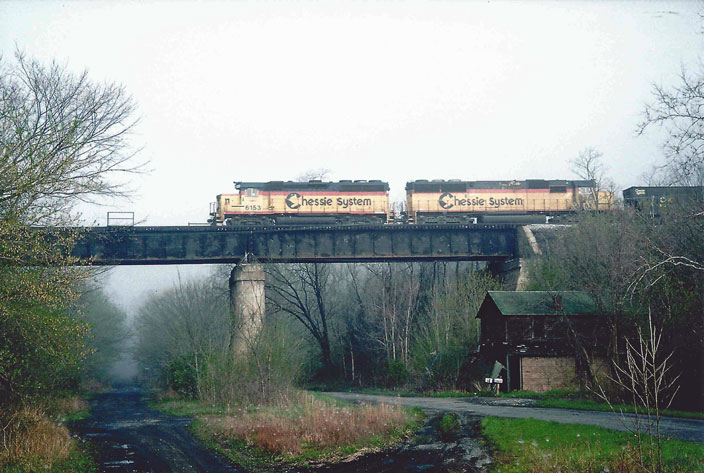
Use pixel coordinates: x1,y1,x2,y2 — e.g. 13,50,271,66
132,261,502,401
0,51,135,469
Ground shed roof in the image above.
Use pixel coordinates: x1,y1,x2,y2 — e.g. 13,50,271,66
477,291,602,318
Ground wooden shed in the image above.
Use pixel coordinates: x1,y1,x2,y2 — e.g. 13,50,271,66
476,291,608,392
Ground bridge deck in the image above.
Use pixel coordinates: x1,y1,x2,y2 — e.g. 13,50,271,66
71,224,520,265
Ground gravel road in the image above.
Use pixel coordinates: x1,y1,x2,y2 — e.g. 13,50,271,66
326,392,704,443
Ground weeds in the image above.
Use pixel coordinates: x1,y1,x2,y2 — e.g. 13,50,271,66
49,396,90,423
206,395,411,458
595,311,683,473
160,391,422,467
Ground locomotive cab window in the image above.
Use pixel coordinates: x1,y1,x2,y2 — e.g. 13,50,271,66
245,188,259,197
550,185,567,193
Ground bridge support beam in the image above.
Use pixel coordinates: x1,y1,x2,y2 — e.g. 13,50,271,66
488,258,529,291
229,263,266,353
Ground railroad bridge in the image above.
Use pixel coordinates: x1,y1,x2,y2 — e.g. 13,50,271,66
71,224,521,265
71,223,547,350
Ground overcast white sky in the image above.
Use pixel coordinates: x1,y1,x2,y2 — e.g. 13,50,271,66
2,0,702,311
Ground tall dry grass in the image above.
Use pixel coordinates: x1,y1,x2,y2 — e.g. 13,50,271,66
49,396,88,420
0,396,87,470
205,394,409,456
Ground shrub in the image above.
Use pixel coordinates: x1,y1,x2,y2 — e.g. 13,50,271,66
384,359,410,387
167,354,199,399
0,306,89,404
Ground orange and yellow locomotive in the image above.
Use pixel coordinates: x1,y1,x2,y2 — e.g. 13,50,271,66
210,178,613,225
210,180,390,225
406,179,613,224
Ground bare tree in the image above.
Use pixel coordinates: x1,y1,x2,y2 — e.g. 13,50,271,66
266,263,336,376
638,66,704,183
570,147,615,211
362,263,422,367
133,279,232,376
412,270,501,390
76,284,131,383
296,168,331,182
527,207,702,409
0,50,144,225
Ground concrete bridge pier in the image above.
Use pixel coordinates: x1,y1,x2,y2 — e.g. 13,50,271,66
229,263,266,354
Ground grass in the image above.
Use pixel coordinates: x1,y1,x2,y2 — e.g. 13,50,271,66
0,395,95,473
534,397,704,420
437,413,460,439
149,397,238,417
153,391,425,470
46,443,97,473
481,416,704,473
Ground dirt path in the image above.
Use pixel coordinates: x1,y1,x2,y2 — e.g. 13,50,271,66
71,389,701,472
71,389,491,473
301,412,490,473
327,392,704,443
72,388,242,473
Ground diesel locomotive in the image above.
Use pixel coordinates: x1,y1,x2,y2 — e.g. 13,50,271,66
406,179,613,224
210,178,614,226
210,180,390,225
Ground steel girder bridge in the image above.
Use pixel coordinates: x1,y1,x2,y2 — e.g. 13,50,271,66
69,224,521,265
